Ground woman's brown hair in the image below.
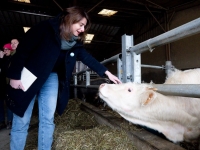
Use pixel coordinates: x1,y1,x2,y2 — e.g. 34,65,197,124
60,6,91,42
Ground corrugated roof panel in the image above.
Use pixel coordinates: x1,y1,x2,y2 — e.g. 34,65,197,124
99,25,107,34
110,26,120,35
36,15,42,24
90,23,95,31
93,24,99,32
20,13,28,25
7,11,16,24
2,11,12,24
25,14,32,26
0,25,7,35
12,12,22,24
30,15,36,25
0,11,6,23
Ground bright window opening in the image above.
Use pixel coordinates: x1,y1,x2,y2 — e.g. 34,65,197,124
14,0,30,3
23,27,30,33
85,34,94,44
98,9,118,17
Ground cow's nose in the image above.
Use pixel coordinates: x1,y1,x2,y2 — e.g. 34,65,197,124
99,83,105,89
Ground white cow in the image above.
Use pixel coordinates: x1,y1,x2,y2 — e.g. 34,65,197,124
99,68,200,143
165,68,200,84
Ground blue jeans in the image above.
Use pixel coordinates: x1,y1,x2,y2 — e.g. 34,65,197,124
10,73,58,150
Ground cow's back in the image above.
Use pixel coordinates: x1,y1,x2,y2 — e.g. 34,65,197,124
165,68,200,84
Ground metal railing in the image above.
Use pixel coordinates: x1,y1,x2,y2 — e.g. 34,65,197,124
71,17,200,99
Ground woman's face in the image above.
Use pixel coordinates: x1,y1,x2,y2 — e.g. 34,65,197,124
3,49,11,56
71,17,87,36
11,39,19,50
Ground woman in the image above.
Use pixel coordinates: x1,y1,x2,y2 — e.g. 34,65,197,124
7,6,121,150
0,43,14,130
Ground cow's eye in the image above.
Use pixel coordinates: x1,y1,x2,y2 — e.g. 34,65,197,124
128,88,132,92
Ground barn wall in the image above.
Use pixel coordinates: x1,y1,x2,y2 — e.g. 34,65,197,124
121,5,200,83
169,5,200,70
104,5,200,83
140,5,200,71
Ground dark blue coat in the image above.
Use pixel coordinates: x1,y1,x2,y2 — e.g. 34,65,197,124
6,15,107,117
0,55,12,99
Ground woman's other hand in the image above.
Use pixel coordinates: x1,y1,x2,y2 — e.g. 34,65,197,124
10,79,25,91
0,51,5,58
105,71,122,84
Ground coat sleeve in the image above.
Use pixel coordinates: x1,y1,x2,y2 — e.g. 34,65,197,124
77,47,107,77
7,21,49,80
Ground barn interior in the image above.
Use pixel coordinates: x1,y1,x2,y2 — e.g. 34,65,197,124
1,0,200,79
1,0,200,149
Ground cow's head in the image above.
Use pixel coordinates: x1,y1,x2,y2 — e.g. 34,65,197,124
99,82,157,113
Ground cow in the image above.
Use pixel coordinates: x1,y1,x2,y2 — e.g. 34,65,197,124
165,68,200,84
98,68,200,144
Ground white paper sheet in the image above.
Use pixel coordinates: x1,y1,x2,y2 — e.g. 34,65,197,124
21,67,37,92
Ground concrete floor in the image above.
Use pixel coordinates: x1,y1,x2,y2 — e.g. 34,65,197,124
0,128,10,150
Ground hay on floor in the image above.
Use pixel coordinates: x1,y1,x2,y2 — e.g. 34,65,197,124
52,125,136,150
25,99,137,150
53,99,136,149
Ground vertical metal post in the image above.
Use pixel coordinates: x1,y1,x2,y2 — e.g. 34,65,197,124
117,57,123,81
86,71,90,86
75,62,77,73
165,61,174,77
74,75,77,98
122,34,133,83
132,35,141,83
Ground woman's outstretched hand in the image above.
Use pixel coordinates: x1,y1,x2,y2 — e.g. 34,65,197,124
105,71,122,84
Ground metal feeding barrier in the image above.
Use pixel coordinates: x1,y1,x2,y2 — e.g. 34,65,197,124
71,17,200,98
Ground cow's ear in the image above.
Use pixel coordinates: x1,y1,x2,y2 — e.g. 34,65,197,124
141,88,157,106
